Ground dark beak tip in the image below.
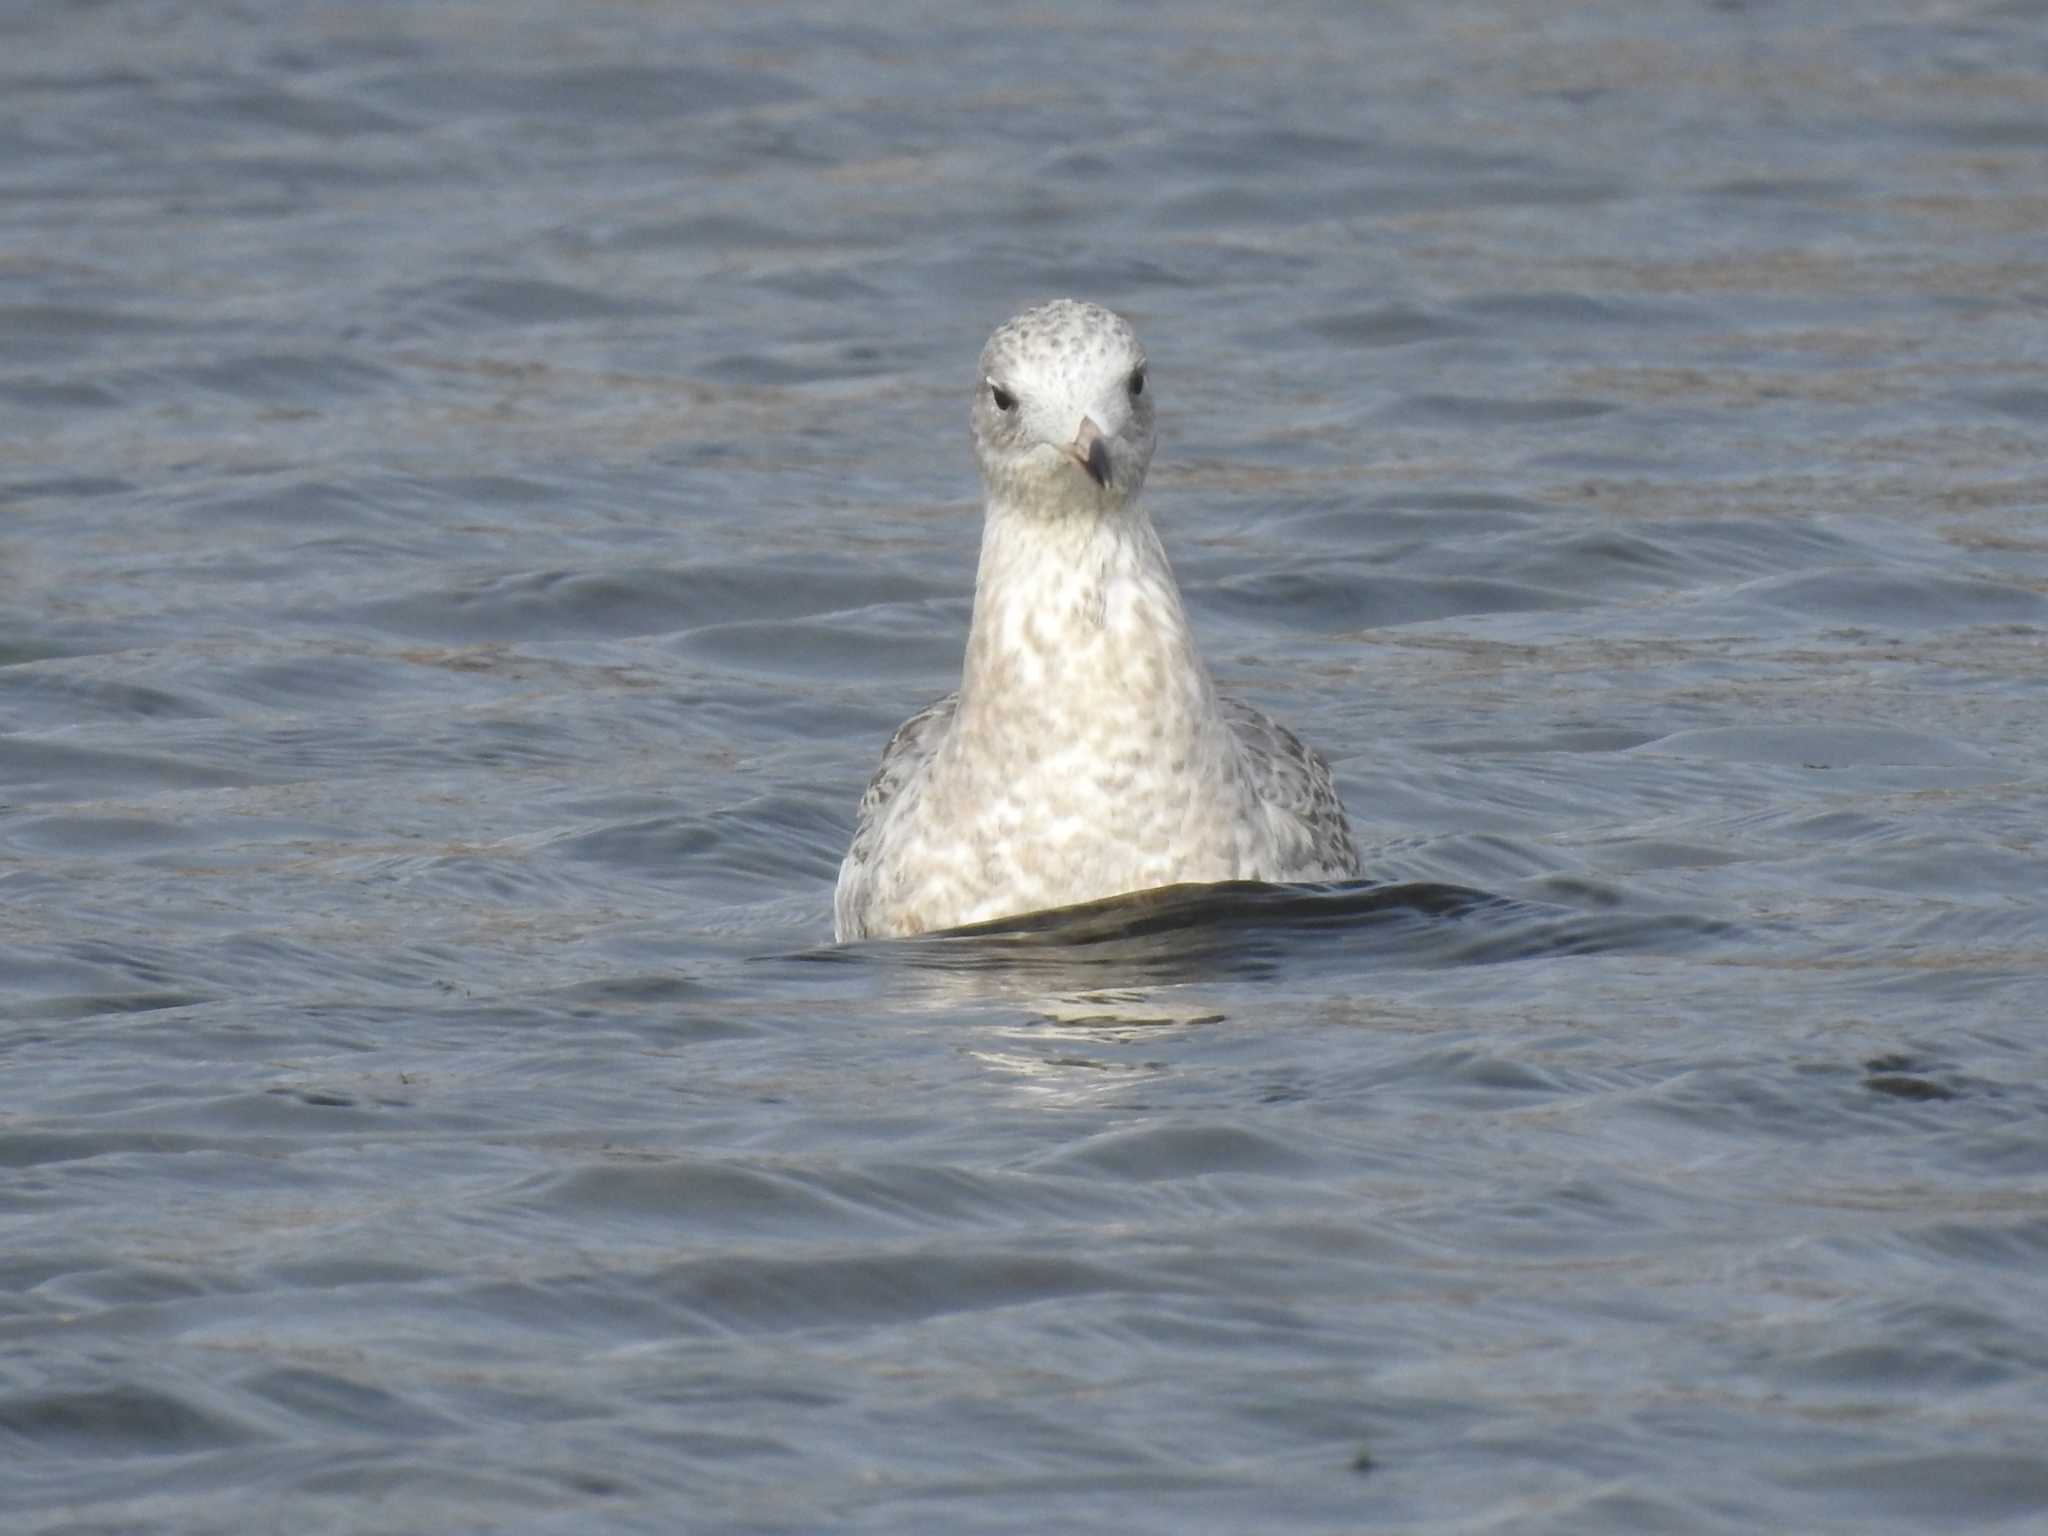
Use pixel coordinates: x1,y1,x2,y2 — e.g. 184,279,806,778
1084,440,1112,488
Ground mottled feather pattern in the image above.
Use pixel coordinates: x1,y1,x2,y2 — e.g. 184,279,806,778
835,693,957,938
1218,695,1361,877
835,300,1361,940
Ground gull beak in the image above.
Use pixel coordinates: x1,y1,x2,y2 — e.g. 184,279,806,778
1066,416,1112,488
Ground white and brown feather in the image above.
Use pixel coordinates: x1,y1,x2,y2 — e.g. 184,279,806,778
835,299,1360,940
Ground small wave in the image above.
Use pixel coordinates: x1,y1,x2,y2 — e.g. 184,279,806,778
786,879,1736,983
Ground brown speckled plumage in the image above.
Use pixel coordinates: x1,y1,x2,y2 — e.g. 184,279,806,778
835,300,1360,940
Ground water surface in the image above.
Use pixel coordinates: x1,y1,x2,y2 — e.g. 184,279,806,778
4,2,2047,1531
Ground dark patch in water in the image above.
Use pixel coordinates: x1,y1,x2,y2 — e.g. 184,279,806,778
788,880,1735,983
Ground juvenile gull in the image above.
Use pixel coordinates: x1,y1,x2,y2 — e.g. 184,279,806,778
835,299,1360,941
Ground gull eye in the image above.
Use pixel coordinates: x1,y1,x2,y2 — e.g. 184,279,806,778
988,382,1017,412
1128,367,1146,399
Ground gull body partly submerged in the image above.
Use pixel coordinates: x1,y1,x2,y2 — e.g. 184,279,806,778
834,299,1360,941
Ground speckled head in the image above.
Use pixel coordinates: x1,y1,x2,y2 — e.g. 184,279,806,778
972,299,1155,516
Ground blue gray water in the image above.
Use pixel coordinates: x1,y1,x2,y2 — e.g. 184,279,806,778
6,1,2047,1531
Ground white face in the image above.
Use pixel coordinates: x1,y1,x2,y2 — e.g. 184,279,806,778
971,299,1155,516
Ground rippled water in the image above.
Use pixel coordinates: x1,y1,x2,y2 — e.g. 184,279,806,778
6,2,2047,1531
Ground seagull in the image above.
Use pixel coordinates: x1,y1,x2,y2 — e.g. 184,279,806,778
834,299,1360,940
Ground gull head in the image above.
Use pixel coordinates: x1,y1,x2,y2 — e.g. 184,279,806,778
971,299,1155,516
